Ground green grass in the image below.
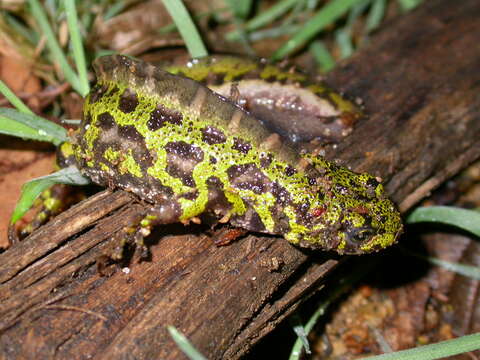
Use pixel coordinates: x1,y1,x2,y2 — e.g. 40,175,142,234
288,260,379,360
407,206,480,237
27,0,89,96
406,206,480,280
0,107,68,145
364,332,480,360
10,166,90,224
167,326,207,360
220,0,416,70
65,0,89,96
288,205,480,358
272,0,364,60
0,0,91,223
161,0,208,58
0,80,34,115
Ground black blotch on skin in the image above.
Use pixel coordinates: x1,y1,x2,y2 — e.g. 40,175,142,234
285,165,297,177
165,141,204,187
135,150,155,170
206,176,224,189
260,154,273,169
119,88,139,113
232,138,252,154
294,202,313,227
271,182,291,206
133,63,148,79
147,104,183,131
247,211,266,232
106,85,119,97
308,177,317,186
205,72,226,86
210,156,217,164
165,141,204,162
335,183,349,196
201,126,227,145
181,190,199,201
118,125,144,142
83,113,92,126
182,176,195,187
97,112,116,130
366,177,379,188
263,75,280,83
317,191,325,201
149,181,175,199
361,214,373,228
206,176,232,214
227,163,271,194
89,83,108,103
117,55,132,70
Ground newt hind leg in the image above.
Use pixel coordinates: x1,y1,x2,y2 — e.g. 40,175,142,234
107,201,184,263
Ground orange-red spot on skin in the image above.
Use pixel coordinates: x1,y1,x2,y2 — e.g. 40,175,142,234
352,206,369,214
312,207,326,217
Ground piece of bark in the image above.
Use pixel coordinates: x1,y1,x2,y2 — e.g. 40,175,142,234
1,0,480,359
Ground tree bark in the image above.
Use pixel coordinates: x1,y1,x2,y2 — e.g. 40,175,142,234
1,0,480,359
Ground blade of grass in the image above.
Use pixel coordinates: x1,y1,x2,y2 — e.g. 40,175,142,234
306,0,320,10
396,0,423,12
289,258,379,360
404,250,480,280
162,0,208,58
224,0,252,19
247,24,300,42
424,257,480,280
223,1,255,56
363,332,480,360
407,206,480,237
28,0,83,94
272,0,363,60
0,80,34,115
346,0,371,27
167,326,207,360
366,0,386,31
65,0,89,97
290,314,311,355
10,166,90,224
0,107,68,145
4,13,38,44
309,41,335,72
0,116,44,140
246,0,302,30
226,0,300,41
335,28,354,59
103,0,129,21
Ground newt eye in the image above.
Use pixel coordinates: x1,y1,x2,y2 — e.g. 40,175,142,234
345,227,375,243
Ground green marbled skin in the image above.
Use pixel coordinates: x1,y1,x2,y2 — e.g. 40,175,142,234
72,55,402,254
165,56,362,144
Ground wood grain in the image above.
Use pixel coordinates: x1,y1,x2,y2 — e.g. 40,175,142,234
1,0,479,358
